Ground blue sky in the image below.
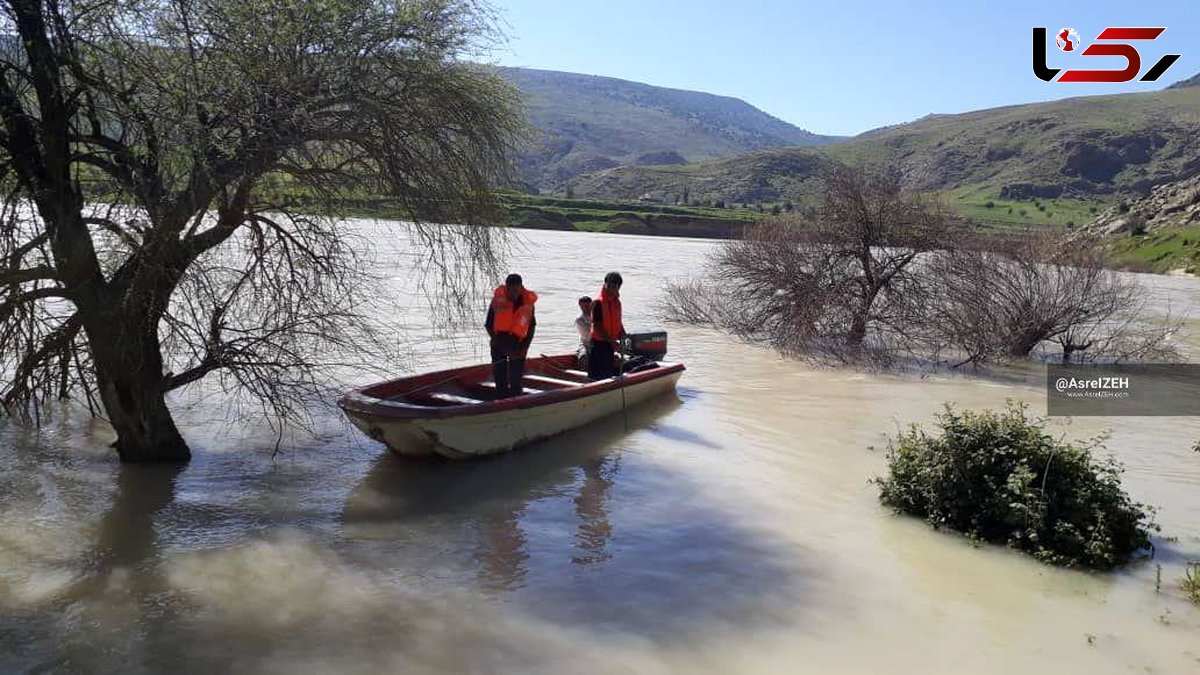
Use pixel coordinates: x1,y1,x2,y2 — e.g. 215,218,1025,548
490,0,1199,136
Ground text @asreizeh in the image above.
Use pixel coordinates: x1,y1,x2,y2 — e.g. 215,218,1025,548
1046,364,1200,416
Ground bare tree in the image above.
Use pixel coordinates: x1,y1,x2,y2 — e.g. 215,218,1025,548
663,165,951,363
925,233,1179,365
0,0,523,461
664,170,1178,368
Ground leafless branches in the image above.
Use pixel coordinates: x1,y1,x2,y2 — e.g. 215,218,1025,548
925,232,1180,365
664,165,951,365
663,166,1181,369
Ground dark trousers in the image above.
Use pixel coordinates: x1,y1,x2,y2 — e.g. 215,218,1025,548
588,339,616,380
490,333,525,397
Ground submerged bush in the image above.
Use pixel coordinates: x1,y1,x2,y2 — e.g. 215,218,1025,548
1183,564,1200,605
875,404,1155,570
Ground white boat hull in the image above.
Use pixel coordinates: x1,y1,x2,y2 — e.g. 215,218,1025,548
344,369,683,458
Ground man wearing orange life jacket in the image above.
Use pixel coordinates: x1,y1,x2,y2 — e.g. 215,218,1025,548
587,271,627,380
485,273,538,397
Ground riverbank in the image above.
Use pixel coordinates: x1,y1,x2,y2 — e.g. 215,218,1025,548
498,193,757,239
212,187,1192,273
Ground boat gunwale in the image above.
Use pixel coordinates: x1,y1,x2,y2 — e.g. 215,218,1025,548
338,355,684,420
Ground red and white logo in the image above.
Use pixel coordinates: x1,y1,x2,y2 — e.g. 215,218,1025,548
1055,28,1082,51
1033,26,1181,83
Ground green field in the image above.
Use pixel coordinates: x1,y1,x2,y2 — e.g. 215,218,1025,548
497,191,760,235
948,185,1108,229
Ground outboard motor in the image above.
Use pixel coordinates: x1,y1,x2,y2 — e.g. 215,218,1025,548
621,330,668,373
627,330,668,361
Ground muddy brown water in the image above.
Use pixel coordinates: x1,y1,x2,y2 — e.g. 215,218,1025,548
2,225,1198,673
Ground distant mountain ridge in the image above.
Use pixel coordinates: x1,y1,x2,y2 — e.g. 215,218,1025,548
567,86,1200,213
498,67,841,191
1167,71,1200,89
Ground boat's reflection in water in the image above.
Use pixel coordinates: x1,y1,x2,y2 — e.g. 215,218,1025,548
342,393,681,590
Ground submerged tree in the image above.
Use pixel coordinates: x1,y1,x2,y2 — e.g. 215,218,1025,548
924,233,1179,365
664,165,951,363
664,168,1177,368
0,0,523,461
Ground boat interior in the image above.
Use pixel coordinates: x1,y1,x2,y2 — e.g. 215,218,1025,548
396,355,598,408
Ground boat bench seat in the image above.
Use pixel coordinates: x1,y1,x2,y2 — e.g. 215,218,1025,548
524,374,581,389
424,392,485,406
477,382,545,395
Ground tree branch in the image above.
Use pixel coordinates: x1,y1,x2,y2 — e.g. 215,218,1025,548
0,265,59,285
0,286,73,325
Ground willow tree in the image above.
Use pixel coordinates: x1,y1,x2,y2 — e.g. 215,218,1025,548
0,0,522,461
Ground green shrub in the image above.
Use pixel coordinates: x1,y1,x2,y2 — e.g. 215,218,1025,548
875,403,1155,570
984,200,995,209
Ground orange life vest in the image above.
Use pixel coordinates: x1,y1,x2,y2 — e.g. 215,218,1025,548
490,285,538,341
590,287,623,342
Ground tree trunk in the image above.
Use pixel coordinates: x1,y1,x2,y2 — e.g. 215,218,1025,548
87,317,190,463
847,314,868,346
847,289,877,346
1008,331,1045,358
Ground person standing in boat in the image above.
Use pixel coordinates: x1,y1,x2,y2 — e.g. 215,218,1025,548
574,295,593,369
485,273,537,397
588,272,626,380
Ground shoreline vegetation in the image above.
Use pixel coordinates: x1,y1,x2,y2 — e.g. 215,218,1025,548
84,175,1196,273
320,189,1198,275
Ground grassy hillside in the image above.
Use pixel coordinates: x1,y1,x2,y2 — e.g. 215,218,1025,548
500,67,841,191
568,86,1200,227
497,192,759,238
1108,225,1200,273
1088,174,1200,273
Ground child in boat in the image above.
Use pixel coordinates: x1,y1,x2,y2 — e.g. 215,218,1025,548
575,296,593,369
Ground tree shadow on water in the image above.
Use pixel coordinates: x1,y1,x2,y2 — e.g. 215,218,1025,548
342,392,820,643
90,463,185,578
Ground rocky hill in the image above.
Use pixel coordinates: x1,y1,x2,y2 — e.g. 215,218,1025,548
500,67,841,191
1086,175,1200,235
566,85,1200,218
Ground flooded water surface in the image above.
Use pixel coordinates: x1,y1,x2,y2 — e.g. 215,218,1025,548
2,225,1199,673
